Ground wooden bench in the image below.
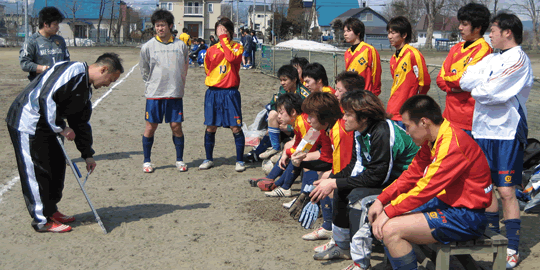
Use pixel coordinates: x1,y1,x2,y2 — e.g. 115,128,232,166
384,230,508,270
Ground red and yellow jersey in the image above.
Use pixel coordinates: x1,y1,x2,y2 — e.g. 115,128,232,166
345,42,382,96
322,86,336,95
436,38,492,130
377,120,492,219
285,113,333,163
388,44,431,121
204,34,243,88
328,119,354,174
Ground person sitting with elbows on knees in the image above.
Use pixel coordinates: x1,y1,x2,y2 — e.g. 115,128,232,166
368,95,493,270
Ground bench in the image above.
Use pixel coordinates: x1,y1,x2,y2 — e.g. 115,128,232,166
384,229,508,270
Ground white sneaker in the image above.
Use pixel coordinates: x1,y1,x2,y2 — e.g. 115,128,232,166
270,151,282,164
265,187,292,197
313,243,351,260
302,227,332,240
342,262,369,270
176,161,188,172
507,249,519,268
235,161,246,172
259,148,280,159
282,197,297,209
314,238,335,253
143,162,155,173
199,160,214,170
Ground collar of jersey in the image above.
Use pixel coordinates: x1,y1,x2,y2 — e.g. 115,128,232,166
156,35,174,44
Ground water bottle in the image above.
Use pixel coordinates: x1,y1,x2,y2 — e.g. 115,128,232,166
295,128,320,153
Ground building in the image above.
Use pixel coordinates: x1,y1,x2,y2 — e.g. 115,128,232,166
159,0,222,40
247,5,271,35
415,14,459,47
331,7,389,48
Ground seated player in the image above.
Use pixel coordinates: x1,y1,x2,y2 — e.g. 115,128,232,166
259,65,310,159
309,90,418,270
368,95,493,270
290,56,309,85
302,63,335,95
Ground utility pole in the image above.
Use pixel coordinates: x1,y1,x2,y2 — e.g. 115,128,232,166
24,0,29,42
252,0,255,30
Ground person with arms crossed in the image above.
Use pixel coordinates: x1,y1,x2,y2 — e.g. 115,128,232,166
368,95,493,270
386,16,430,128
200,17,246,172
20,7,70,81
343,17,381,96
436,3,492,136
6,53,124,233
460,13,534,268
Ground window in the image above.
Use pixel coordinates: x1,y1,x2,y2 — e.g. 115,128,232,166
209,3,213,12
160,2,173,11
257,14,264,18
255,24,260,30
168,3,173,11
366,13,373,21
161,3,167,9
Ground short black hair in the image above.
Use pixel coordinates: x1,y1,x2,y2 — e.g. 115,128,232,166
387,16,412,43
276,93,303,116
341,90,389,125
457,3,491,36
182,27,188,32
95,53,124,74
198,38,205,44
151,9,174,27
215,17,235,37
335,71,365,92
277,65,300,83
491,13,523,45
399,95,443,125
290,56,309,70
302,63,329,86
343,17,365,41
38,7,64,29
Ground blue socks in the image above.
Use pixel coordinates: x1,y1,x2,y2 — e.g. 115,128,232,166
233,131,245,162
320,196,333,231
254,135,272,156
486,212,501,234
142,136,154,163
385,246,418,270
504,219,521,252
268,127,281,150
172,135,184,162
204,131,216,161
300,170,319,191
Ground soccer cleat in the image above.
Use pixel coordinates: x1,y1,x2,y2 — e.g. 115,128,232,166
302,227,333,241
198,160,214,170
143,162,155,173
51,211,75,224
313,244,351,260
506,251,519,268
265,187,292,197
37,221,72,233
259,148,280,160
270,151,282,164
283,197,297,209
342,262,370,270
314,238,336,253
176,161,188,172
235,161,246,172
248,177,271,187
257,180,276,191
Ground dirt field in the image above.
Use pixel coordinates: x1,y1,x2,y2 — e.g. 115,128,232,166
1,46,539,270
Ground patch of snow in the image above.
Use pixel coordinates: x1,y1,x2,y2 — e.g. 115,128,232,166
275,40,343,52
65,38,96,47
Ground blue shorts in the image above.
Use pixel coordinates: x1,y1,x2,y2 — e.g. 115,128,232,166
204,87,242,127
145,99,184,123
475,138,524,187
412,197,487,245
242,51,251,57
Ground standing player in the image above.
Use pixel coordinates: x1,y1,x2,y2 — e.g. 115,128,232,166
20,7,70,81
387,16,430,128
6,53,123,233
436,3,492,135
139,9,190,173
343,17,381,96
200,17,246,172
179,27,191,46
460,13,534,268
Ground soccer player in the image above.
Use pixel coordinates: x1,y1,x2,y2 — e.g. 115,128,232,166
139,9,190,173
241,29,254,69
310,90,418,267
259,65,310,159
368,95,492,270
19,7,70,81
290,56,309,85
6,53,123,233
343,17,381,96
200,17,246,172
302,63,335,94
386,16,430,128
334,71,365,101
179,27,191,46
251,30,259,67
460,13,534,268
436,3,492,135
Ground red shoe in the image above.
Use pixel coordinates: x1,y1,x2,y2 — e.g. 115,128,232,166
37,221,72,233
51,211,75,223
257,180,276,191
248,177,271,187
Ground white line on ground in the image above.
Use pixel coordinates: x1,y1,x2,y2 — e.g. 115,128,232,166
0,63,139,205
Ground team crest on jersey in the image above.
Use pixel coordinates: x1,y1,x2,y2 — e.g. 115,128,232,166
451,69,457,73
401,62,407,72
358,57,366,66
55,40,60,46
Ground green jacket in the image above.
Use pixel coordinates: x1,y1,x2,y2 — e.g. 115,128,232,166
268,83,310,111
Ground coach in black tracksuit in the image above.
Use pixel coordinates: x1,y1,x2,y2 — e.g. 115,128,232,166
6,53,123,232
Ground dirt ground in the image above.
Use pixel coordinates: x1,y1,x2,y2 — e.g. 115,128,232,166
0,46,539,270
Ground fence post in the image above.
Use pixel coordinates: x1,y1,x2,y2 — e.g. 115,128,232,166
272,44,276,76
291,48,293,58
308,50,311,62
333,53,338,79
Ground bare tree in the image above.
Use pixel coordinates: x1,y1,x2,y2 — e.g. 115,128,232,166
108,1,116,41
423,0,446,49
97,0,112,43
513,0,540,49
384,0,423,42
63,0,83,46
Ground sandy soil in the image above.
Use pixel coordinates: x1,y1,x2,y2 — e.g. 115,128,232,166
0,46,539,270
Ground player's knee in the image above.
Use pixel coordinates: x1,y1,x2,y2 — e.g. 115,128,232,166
231,126,242,133
381,219,402,243
206,126,218,133
498,186,517,201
